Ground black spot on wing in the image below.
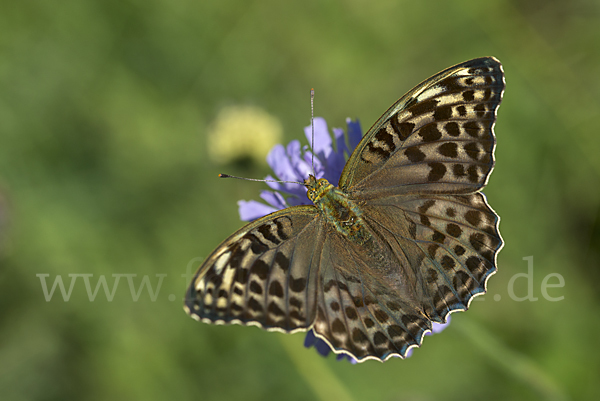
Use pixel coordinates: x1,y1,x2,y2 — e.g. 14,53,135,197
441,255,456,270
467,165,479,183
438,142,458,158
463,121,480,138
434,105,452,121
258,224,280,245
235,268,249,284
245,233,268,254
405,147,426,163
392,120,415,141
375,128,396,153
464,142,480,160
445,122,460,137
409,98,438,116
462,90,475,101
345,307,358,320
453,164,465,177
274,251,289,272
275,217,292,240
432,231,446,244
251,260,270,280
419,125,442,142
427,162,446,182
366,141,390,160
418,200,436,214
474,103,486,118
289,277,307,292
269,281,284,297
446,223,462,237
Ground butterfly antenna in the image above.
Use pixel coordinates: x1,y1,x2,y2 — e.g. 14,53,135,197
218,92,318,187
310,88,316,178
218,174,302,185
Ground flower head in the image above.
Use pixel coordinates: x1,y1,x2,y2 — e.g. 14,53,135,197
236,117,450,362
208,105,283,165
238,117,362,221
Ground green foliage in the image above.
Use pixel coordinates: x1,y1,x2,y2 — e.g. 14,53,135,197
1,0,599,400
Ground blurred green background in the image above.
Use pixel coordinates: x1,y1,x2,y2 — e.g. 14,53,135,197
1,0,599,400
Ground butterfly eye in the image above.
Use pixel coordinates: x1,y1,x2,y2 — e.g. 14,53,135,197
307,189,315,199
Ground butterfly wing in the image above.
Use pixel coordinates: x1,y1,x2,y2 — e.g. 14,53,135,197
311,227,434,361
361,193,502,319
309,194,502,362
311,58,504,361
185,207,326,333
339,57,505,196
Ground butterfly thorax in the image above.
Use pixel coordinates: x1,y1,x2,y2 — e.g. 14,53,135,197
304,175,370,245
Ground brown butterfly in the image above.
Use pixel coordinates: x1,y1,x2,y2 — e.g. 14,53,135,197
185,57,505,362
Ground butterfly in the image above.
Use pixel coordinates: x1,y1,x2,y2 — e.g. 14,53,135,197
185,57,505,362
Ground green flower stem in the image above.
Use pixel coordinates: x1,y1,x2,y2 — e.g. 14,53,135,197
456,318,569,401
279,334,355,401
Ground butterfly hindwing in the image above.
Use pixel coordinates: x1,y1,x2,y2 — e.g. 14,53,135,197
310,222,434,361
361,192,502,322
185,207,324,332
309,192,501,361
340,57,504,196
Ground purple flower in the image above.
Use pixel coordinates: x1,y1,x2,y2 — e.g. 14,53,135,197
404,316,452,358
236,117,450,362
303,328,358,364
238,117,362,221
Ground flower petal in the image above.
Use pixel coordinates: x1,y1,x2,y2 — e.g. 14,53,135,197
332,127,349,157
238,200,277,221
260,190,288,210
238,117,370,363
346,118,362,151
304,117,332,160
325,127,348,184
302,150,324,179
304,329,331,357
267,144,296,182
287,140,312,181
336,353,357,364
405,316,452,358
430,316,451,334
264,174,307,203
265,144,308,199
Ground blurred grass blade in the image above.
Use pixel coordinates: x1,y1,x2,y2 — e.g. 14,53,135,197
457,319,570,401
279,334,356,401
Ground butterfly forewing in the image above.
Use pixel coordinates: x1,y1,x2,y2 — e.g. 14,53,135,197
185,207,324,332
340,57,504,196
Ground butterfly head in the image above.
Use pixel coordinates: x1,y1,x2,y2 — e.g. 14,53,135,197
304,174,333,203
